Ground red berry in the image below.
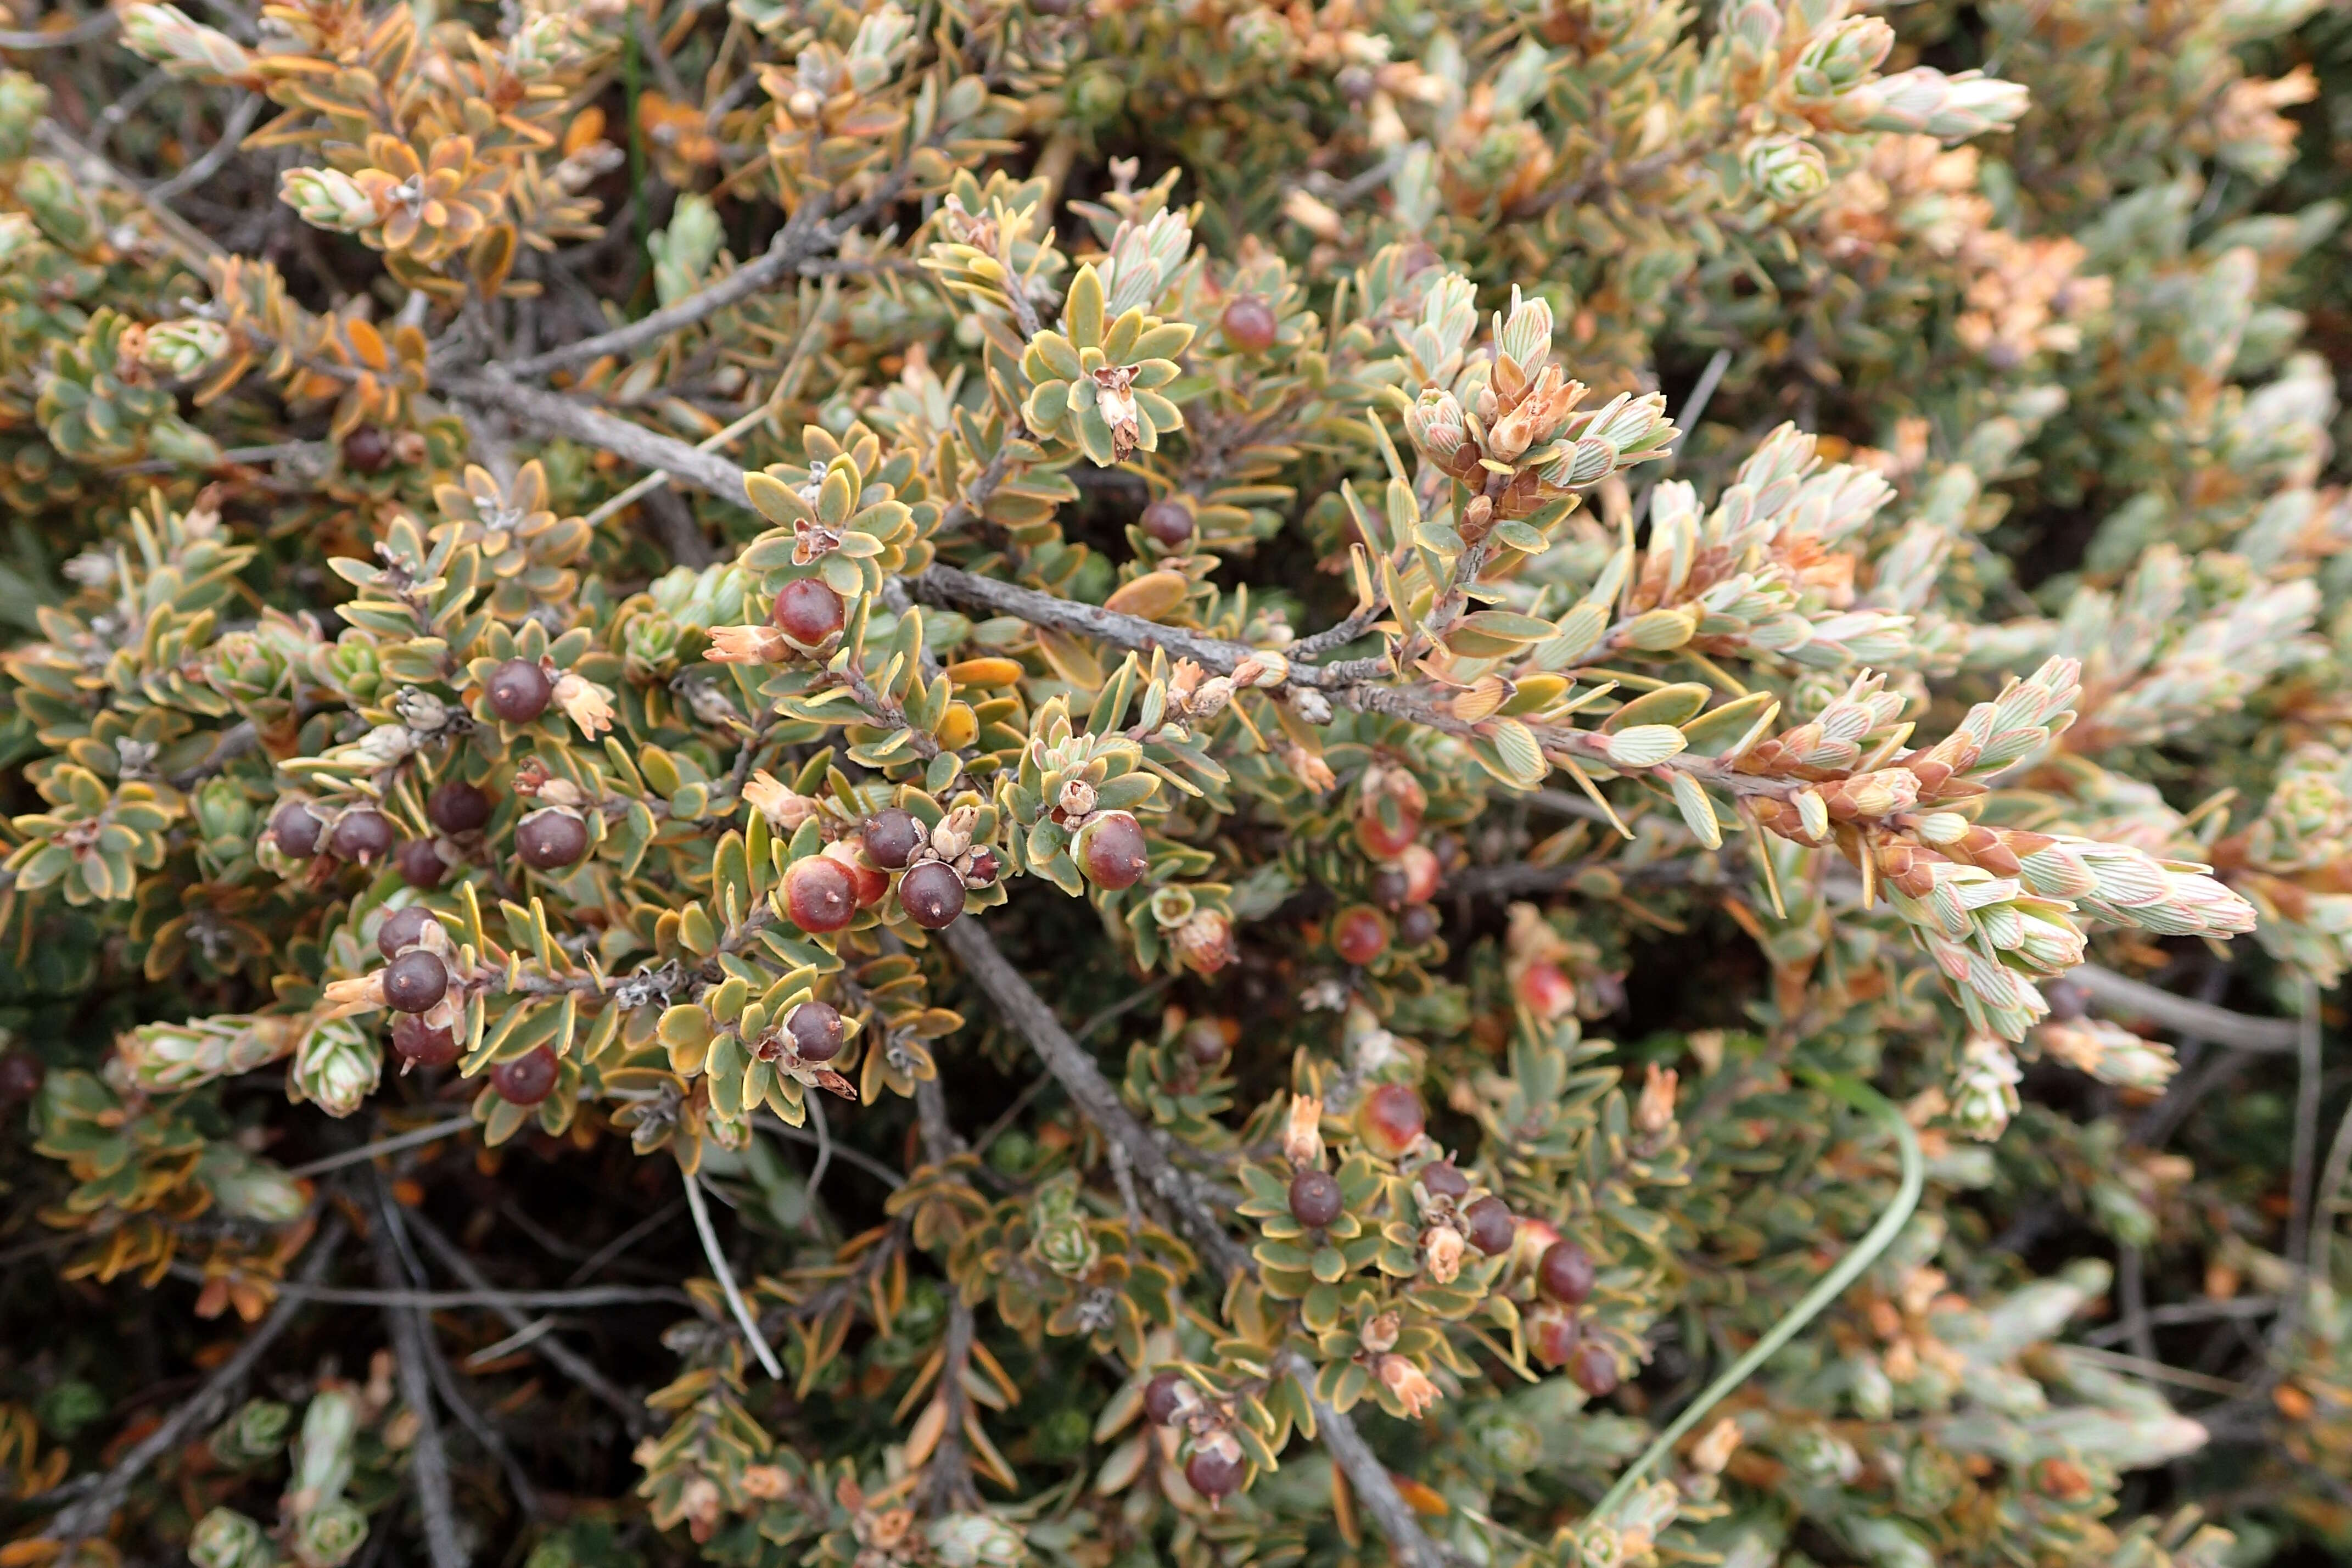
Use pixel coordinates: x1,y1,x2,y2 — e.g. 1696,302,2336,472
965,847,1002,885
1530,1306,1580,1369
1539,1239,1595,1304
861,807,926,870
383,950,449,1013
486,659,552,722
1288,1168,1344,1227
0,1049,44,1106
396,838,445,889
1398,904,1441,947
1220,294,1278,354
378,905,439,960
1141,498,1194,547
427,780,492,835
330,809,394,863
1076,811,1149,890
787,1000,845,1062
270,800,323,858
1143,1370,1192,1426
1464,1195,1516,1255
1355,807,1421,861
516,809,589,871
491,1046,559,1106
1332,905,1389,966
1358,1083,1425,1158
1569,1341,1621,1398
897,860,967,929
771,578,845,646
1184,1438,1245,1500
1398,843,1441,905
1369,865,1411,910
784,855,858,933
1517,961,1575,1020
341,425,392,473
1419,1161,1470,1199
822,841,888,908
390,1015,460,1071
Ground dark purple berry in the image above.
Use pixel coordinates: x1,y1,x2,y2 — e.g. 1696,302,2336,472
329,809,394,863
897,860,966,929
965,847,1002,885
0,1050,44,1105
1464,1195,1516,1256
427,780,492,835
1369,866,1411,910
486,659,551,722
1569,1341,1620,1398
270,800,323,858
861,808,925,870
383,950,449,1013
516,809,589,871
1183,1020,1229,1066
1143,1370,1191,1426
1185,1440,1245,1499
396,838,445,889
1141,498,1194,547
1288,1168,1343,1227
390,1014,460,1071
1398,904,1441,947
341,426,392,473
787,1000,844,1062
1419,1161,1470,1199
378,905,439,960
1539,1239,1595,1304
491,1046,559,1106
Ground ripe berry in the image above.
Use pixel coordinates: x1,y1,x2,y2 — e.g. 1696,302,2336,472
1398,904,1441,947
861,807,926,870
486,658,552,722
771,578,845,646
270,800,323,858
491,1046,559,1106
1184,1439,1245,1500
341,425,392,473
1569,1342,1621,1398
1369,865,1411,910
516,809,589,871
1464,1195,1516,1255
1141,497,1194,547
1358,1083,1425,1158
391,1015,460,1071
965,847,1003,885
383,950,449,1013
784,855,858,933
1142,1370,1192,1426
1220,294,1278,354
1355,806,1421,860
396,838,445,889
378,905,439,960
786,1000,844,1062
1076,810,1149,890
1539,1239,1596,1304
427,780,492,835
898,860,967,929
0,1049,44,1106
821,841,888,908
1288,1168,1344,1227
1398,843,1441,904
1517,960,1575,1020
1530,1306,1580,1369
329,809,394,863
1331,905,1389,966
1419,1161,1470,1199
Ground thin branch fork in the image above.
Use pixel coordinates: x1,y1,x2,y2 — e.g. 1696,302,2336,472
369,1176,469,1568
42,1219,350,1544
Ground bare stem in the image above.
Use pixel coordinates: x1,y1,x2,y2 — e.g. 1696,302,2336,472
684,1168,786,1380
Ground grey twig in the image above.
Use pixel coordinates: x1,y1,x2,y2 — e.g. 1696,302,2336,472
684,1170,785,1380
148,92,262,203
1279,1351,1448,1568
405,1211,654,1436
369,1175,468,1568
283,1116,475,1178
2069,964,2301,1052
42,1219,348,1544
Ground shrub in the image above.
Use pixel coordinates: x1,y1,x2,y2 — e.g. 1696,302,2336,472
1,2,2348,1566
